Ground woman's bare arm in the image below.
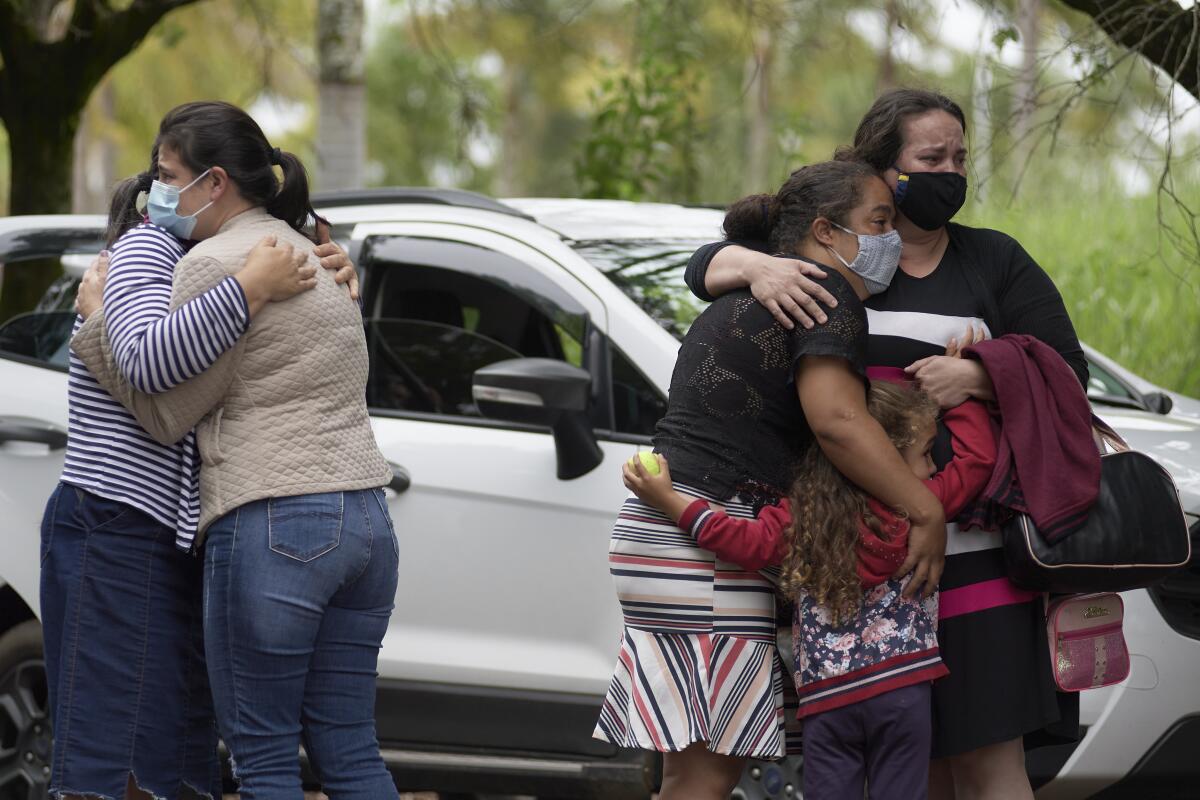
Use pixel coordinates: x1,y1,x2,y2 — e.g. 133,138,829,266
797,356,947,597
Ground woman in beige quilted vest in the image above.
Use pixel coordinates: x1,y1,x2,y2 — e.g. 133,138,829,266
74,101,398,800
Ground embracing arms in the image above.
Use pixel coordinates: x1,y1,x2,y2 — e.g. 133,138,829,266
797,358,945,595
685,241,839,329
687,235,1088,408
72,253,250,444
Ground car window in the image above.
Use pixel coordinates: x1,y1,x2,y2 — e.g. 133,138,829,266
571,238,705,340
361,236,587,420
0,251,87,370
1087,360,1142,408
611,346,666,437
0,310,75,368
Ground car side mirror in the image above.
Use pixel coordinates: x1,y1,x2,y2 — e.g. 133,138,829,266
1144,391,1174,415
472,358,604,480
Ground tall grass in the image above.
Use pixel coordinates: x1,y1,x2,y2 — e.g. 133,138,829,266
960,192,1200,398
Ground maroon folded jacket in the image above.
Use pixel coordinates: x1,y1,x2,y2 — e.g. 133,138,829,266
962,335,1099,542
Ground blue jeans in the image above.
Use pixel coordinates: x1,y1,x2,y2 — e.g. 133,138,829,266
39,483,220,800
202,489,400,800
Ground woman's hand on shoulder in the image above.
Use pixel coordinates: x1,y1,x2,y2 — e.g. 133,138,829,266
314,219,359,301
747,254,838,331
236,235,317,315
74,251,109,320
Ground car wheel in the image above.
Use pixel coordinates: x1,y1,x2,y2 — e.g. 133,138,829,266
0,620,52,800
731,757,803,799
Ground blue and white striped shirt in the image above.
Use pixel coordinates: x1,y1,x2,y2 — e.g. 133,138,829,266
61,223,249,551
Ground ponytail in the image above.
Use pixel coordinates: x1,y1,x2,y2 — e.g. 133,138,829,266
267,150,328,237
105,170,153,247
722,193,777,241
722,161,879,255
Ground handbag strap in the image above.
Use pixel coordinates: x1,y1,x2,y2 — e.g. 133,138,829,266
1092,415,1130,454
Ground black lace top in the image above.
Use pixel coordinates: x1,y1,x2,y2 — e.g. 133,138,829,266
653,266,867,504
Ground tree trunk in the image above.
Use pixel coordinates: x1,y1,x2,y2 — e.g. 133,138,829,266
497,64,526,197
1013,0,1041,150
743,25,772,194
0,0,204,321
0,102,81,321
73,81,117,214
972,56,993,204
316,0,365,192
878,0,899,93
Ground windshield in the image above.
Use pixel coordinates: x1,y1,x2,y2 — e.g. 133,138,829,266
570,239,706,340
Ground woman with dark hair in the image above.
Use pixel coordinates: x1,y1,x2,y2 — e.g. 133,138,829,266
43,160,354,798
594,160,947,799
684,88,1086,799
71,101,398,800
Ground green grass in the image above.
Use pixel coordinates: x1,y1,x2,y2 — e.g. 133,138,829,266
960,193,1200,398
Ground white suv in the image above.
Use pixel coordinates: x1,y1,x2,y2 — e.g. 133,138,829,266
0,190,1197,799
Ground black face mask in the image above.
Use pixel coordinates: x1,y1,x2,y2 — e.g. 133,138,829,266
892,168,967,231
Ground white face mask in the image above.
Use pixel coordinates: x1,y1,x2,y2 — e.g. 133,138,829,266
825,222,903,295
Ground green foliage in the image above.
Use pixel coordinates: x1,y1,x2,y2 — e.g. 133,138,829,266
961,191,1200,397
98,0,318,178
576,0,702,202
365,32,489,189
992,25,1019,50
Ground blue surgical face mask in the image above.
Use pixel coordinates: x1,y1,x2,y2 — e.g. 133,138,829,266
825,222,903,295
147,169,213,240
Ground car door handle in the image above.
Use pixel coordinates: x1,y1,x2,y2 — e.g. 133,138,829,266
388,463,411,495
0,422,68,450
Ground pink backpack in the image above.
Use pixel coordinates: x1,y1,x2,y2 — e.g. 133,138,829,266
1046,593,1130,692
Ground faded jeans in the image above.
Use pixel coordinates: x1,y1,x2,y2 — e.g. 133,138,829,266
202,488,400,800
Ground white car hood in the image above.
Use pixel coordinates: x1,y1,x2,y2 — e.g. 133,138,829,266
1099,405,1200,513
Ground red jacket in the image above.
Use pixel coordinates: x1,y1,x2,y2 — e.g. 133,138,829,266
677,400,997,586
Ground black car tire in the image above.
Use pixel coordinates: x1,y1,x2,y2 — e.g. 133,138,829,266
0,620,51,800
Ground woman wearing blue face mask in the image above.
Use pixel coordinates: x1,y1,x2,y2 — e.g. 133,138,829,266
43,128,359,800
71,100,397,800
683,88,1085,800
594,161,948,800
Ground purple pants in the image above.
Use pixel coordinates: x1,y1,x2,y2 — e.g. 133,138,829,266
802,682,932,800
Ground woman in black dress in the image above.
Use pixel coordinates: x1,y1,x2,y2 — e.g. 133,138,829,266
595,160,948,799
685,89,1085,800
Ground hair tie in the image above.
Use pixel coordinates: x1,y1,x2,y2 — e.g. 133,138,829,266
269,146,282,166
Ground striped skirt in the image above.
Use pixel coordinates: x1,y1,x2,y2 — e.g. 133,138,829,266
594,487,795,759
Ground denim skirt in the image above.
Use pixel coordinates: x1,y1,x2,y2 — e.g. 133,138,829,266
39,483,220,800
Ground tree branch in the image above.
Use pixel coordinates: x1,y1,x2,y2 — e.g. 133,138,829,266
1056,0,1200,99
65,0,205,83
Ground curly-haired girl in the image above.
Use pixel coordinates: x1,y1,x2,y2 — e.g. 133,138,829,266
624,379,996,799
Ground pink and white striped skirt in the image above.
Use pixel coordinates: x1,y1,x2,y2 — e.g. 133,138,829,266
594,487,798,759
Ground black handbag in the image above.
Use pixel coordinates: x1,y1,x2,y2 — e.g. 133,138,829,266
1003,423,1192,593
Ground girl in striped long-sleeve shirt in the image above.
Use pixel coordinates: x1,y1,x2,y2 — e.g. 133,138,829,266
41,171,356,800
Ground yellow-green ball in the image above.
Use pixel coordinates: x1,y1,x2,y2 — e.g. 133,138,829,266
628,451,661,475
